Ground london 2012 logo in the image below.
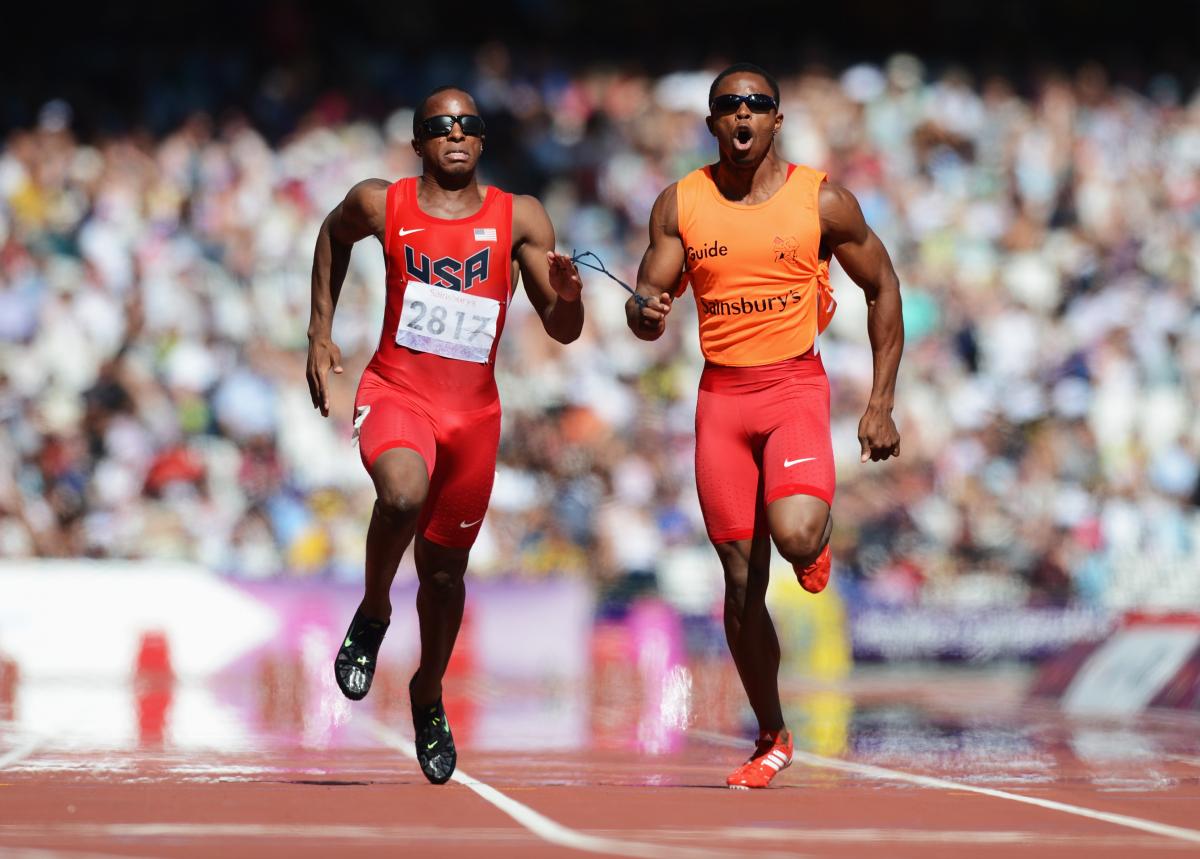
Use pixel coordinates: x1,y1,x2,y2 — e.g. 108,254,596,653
773,236,800,264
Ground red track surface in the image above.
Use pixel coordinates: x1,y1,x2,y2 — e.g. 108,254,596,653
3,667,1200,858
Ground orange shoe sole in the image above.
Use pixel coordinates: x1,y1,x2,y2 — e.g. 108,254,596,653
794,543,831,594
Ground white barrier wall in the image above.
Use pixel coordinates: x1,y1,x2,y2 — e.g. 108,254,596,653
0,561,281,680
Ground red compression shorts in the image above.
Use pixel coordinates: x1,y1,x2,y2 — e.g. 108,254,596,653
353,367,500,549
694,350,835,544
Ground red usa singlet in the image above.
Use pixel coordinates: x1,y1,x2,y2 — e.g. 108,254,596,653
366,177,515,410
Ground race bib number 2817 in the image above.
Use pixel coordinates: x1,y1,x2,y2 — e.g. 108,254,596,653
395,280,500,364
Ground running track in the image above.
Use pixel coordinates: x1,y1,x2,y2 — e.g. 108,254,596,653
3,666,1199,857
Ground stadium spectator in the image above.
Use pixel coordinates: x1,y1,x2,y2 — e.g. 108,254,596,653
2,55,1198,612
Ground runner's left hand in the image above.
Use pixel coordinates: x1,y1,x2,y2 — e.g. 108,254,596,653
547,252,582,302
858,404,900,463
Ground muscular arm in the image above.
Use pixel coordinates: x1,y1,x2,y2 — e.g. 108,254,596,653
512,195,584,345
627,184,685,341
820,182,904,461
306,179,387,416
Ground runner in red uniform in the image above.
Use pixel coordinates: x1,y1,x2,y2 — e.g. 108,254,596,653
306,86,584,784
627,63,903,788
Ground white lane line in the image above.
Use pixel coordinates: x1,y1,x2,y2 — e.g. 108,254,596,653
1,847,146,859
362,718,758,859
0,824,530,842
717,826,1195,848
1,823,1190,852
696,730,1200,845
0,735,40,769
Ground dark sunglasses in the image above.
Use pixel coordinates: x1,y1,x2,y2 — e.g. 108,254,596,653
419,114,486,139
709,93,778,115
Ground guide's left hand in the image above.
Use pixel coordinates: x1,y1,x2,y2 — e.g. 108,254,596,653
547,252,583,302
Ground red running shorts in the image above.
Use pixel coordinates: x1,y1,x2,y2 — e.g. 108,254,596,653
694,350,835,544
353,367,500,549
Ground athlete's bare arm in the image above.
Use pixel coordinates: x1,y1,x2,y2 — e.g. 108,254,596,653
306,179,388,416
627,184,685,341
819,182,903,462
512,195,584,344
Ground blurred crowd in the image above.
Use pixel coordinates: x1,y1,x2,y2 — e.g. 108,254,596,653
2,49,1199,611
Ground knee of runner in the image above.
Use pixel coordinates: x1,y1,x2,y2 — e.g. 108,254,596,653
375,487,425,525
714,544,749,579
723,577,750,609
719,560,752,603
774,522,826,566
424,568,465,597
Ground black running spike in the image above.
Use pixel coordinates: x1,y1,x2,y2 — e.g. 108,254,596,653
333,609,389,701
410,674,456,785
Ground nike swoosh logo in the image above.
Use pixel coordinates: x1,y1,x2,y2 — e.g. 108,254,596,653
784,457,816,468
426,741,438,750
459,517,484,529
398,227,424,236
343,636,352,648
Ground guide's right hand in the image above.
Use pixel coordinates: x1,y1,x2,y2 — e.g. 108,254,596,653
306,336,344,417
626,292,673,341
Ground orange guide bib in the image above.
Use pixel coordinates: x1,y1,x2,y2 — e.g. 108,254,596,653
676,164,834,366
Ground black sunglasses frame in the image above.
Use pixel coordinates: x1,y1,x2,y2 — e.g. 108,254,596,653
708,93,778,115
419,114,487,139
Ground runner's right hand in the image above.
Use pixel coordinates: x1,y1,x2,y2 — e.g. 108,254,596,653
627,292,673,340
306,336,344,417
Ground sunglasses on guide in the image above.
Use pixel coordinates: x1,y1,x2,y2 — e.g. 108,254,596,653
709,93,778,115
419,114,486,139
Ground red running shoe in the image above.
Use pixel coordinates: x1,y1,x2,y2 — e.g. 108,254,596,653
794,543,831,594
726,729,793,789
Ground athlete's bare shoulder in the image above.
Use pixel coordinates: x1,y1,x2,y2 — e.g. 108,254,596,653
349,177,391,195
511,193,544,221
333,178,389,241
649,182,680,238
510,194,551,246
344,178,389,218
818,181,867,244
817,180,857,212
